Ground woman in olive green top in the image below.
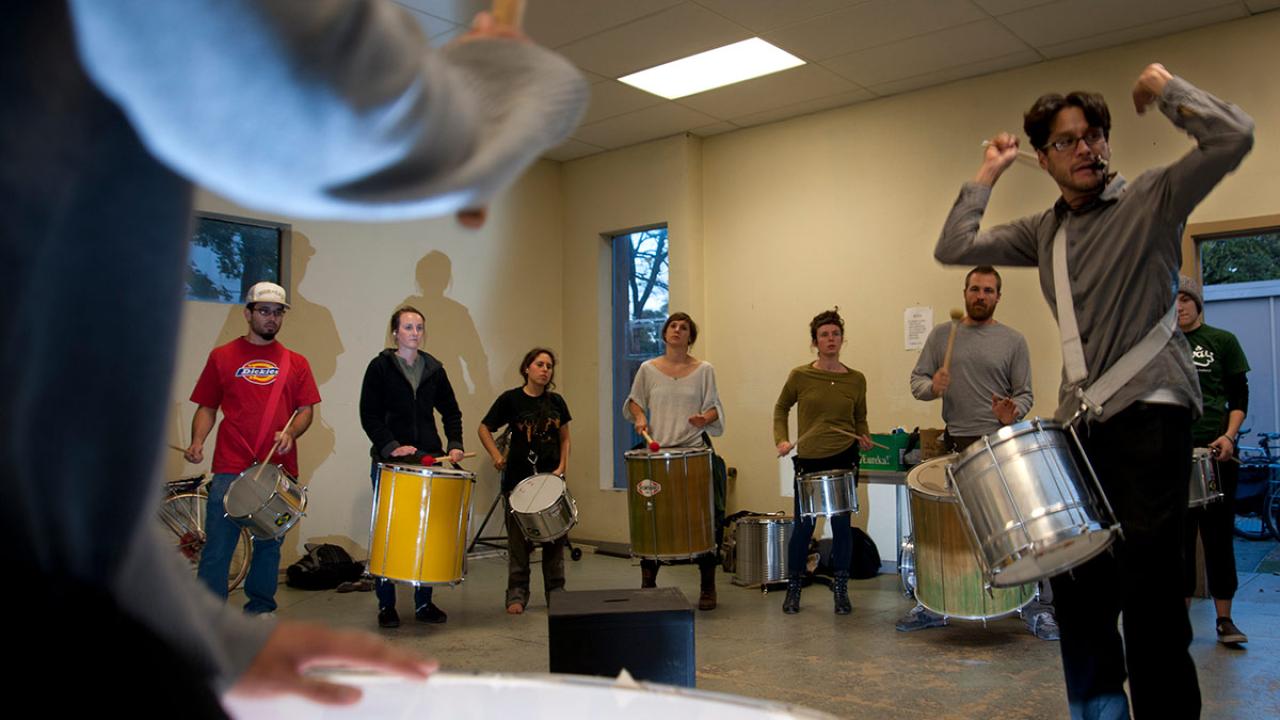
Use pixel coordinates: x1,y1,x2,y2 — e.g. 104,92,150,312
774,308,872,615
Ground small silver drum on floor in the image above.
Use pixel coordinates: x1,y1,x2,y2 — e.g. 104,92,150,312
796,470,858,517
947,418,1119,588
509,473,578,542
732,515,794,587
1188,447,1224,508
225,463,307,540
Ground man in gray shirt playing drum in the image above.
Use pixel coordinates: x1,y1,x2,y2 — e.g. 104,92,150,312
935,64,1253,718
898,266,1057,639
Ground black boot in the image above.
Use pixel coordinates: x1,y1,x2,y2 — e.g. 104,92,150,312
782,576,802,614
640,560,659,589
697,556,717,611
833,571,852,615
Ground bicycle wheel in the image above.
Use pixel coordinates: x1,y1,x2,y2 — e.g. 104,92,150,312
1265,481,1280,540
158,492,252,591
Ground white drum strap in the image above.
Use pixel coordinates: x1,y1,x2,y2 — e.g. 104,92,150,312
1052,222,1178,421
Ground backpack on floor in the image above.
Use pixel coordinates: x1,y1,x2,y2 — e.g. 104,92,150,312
286,543,364,590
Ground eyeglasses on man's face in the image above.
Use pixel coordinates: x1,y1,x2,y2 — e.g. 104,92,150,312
1044,128,1107,154
252,305,287,318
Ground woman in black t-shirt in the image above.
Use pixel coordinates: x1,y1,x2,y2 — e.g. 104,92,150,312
478,347,572,614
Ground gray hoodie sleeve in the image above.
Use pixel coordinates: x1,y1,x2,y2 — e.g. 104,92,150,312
68,0,588,221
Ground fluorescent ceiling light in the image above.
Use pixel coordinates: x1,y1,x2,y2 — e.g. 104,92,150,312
618,38,805,100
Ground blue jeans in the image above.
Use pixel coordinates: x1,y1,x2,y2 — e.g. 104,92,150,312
370,462,432,611
787,444,859,574
196,473,282,614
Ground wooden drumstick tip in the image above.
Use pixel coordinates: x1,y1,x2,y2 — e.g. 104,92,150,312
950,308,964,322
941,308,964,373
492,0,525,27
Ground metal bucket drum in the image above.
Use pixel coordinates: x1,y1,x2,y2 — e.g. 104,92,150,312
509,473,578,542
1188,447,1223,508
625,447,714,560
906,456,1035,619
368,463,475,586
796,470,858,517
948,418,1119,587
732,516,794,586
224,671,837,720
224,463,307,540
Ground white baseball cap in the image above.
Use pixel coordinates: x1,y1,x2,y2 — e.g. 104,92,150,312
244,281,290,308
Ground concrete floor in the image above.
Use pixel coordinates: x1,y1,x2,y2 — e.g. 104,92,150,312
263,549,1280,719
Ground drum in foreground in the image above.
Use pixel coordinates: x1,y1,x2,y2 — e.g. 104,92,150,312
224,463,307,540
224,672,837,720
509,473,578,542
905,455,1035,620
625,447,714,560
368,463,475,586
1188,447,1224,508
948,418,1118,587
732,515,794,587
796,470,858,517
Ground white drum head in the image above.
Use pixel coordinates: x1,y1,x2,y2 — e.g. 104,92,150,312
224,672,835,720
509,474,565,514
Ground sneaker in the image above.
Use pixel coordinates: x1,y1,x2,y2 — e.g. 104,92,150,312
415,603,448,624
378,607,400,628
1029,611,1060,641
895,606,948,632
1216,618,1248,645
506,601,525,615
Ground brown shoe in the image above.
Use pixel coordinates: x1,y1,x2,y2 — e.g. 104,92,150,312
698,590,717,611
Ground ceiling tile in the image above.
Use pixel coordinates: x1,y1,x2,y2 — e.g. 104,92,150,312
557,3,752,78
572,103,720,149
729,88,876,127
394,0,487,25
677,64,861,119
1037,4,1248,58
971,0,1059,15
689,121,740,137
581,81,666,125
823,20,1034,87
764,0,988,60
998,0,1242,48
544,138,607,162
524,0,685,48
398,6,457,38
691,0,863,33
865,49,1041,96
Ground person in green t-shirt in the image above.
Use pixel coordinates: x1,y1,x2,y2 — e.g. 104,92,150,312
1177,275,1250,645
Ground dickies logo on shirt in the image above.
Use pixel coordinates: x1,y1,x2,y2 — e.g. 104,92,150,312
235,360,279,385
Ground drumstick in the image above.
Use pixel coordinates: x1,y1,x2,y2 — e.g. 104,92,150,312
640,429,660,452
827,425,889,450
492,0,525,27
421,451,478,466
941,308,963,374
981,140,1040,166
168,444,189,454
250,409,300,485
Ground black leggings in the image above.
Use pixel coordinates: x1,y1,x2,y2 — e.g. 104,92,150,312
786,443,860,574
1183,455,1239,599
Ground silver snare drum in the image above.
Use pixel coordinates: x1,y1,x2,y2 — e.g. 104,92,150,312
508,473,578,542
1188,447,1224,508
947,418,1119,588
796,470,858,517
225,463,307,540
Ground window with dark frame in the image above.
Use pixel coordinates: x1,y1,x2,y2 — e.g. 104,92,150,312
185,212,292,303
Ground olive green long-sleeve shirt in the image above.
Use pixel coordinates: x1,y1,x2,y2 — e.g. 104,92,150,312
774,363,869,458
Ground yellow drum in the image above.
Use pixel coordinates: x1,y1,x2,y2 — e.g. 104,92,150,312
906,455,1036,620
625,447,714,560
368,463,475,586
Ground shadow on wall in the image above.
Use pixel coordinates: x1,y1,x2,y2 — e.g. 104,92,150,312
209,231,344,562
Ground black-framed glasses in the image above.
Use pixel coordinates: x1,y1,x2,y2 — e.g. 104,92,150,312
252,306,287,318
1044,128,1106,153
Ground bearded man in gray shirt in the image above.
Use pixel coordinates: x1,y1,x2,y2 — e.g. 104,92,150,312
935,64,1253,719
898,266,1058,639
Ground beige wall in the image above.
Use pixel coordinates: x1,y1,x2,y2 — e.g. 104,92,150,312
563,13,1280,541
165,12,1279,557
164,161,566,562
